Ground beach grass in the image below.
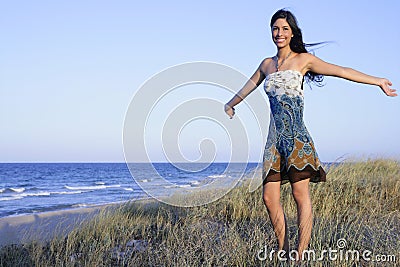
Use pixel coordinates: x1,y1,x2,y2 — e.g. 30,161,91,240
1,159,399,266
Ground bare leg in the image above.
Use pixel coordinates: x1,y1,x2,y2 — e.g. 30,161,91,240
262,181,289,253
291,178,312,261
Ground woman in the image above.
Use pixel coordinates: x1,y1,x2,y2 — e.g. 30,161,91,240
224,9,396,261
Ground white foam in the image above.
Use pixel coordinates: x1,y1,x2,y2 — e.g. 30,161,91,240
164,185,178,189
0,196,24,201
208,174,226,179
65,184,121,190
54,191,86,195
124,188,134,191
72,203,88,208
10,188,26,193
0,190,88,201
20,192,51,197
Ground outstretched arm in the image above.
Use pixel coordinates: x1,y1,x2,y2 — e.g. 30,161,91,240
225,60,267,118
304,54,397,97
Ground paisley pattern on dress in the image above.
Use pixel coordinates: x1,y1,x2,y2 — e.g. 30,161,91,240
263,70,326,184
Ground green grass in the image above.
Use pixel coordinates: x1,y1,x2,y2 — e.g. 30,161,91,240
1,159,399,266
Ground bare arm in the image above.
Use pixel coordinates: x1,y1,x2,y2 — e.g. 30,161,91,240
225,60,267,118
304,54,397,97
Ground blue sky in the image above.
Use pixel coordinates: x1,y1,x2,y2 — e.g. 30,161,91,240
1,0,399,163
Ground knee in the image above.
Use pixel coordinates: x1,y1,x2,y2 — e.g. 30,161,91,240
292,189,310,205
262,193,279,210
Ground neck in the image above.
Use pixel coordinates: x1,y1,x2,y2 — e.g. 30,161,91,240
276,47,292,59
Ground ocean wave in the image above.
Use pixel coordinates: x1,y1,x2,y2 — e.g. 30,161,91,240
207,174,227,179
72,203,89,208
20,192,51,197
0,187,26,194
0,196,24,201
65,184,121,190
21,191,89,197
0,187,25,193
163,184,192,189
164,185,179,189
11,187,26,193
0,190,90,201
56,191,87,195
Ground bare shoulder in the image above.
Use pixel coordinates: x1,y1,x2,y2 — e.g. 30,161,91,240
259,57,274,74
296,53,321,73
260,57,274,66
297,52,315,62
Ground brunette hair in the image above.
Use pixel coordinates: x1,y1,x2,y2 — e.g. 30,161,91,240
270,9,324,85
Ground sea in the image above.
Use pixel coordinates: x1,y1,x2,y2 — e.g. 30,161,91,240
0,162,260,218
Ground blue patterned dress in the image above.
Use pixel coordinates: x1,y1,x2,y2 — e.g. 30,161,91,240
263,70,326,184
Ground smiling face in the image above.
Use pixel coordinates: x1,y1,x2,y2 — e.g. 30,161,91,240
271,18,293,49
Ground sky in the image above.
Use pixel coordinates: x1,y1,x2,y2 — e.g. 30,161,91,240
1,0,399,163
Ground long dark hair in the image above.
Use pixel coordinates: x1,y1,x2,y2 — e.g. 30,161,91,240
270,9,324,86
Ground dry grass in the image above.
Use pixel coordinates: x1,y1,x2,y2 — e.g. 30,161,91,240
1,159,399,266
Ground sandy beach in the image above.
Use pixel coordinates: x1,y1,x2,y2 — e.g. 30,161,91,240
0,204,119,247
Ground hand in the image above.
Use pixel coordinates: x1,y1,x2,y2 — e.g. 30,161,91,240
379,78,397,97
224,104,235,119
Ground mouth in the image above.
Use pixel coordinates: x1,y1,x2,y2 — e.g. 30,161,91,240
275,38,286,43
